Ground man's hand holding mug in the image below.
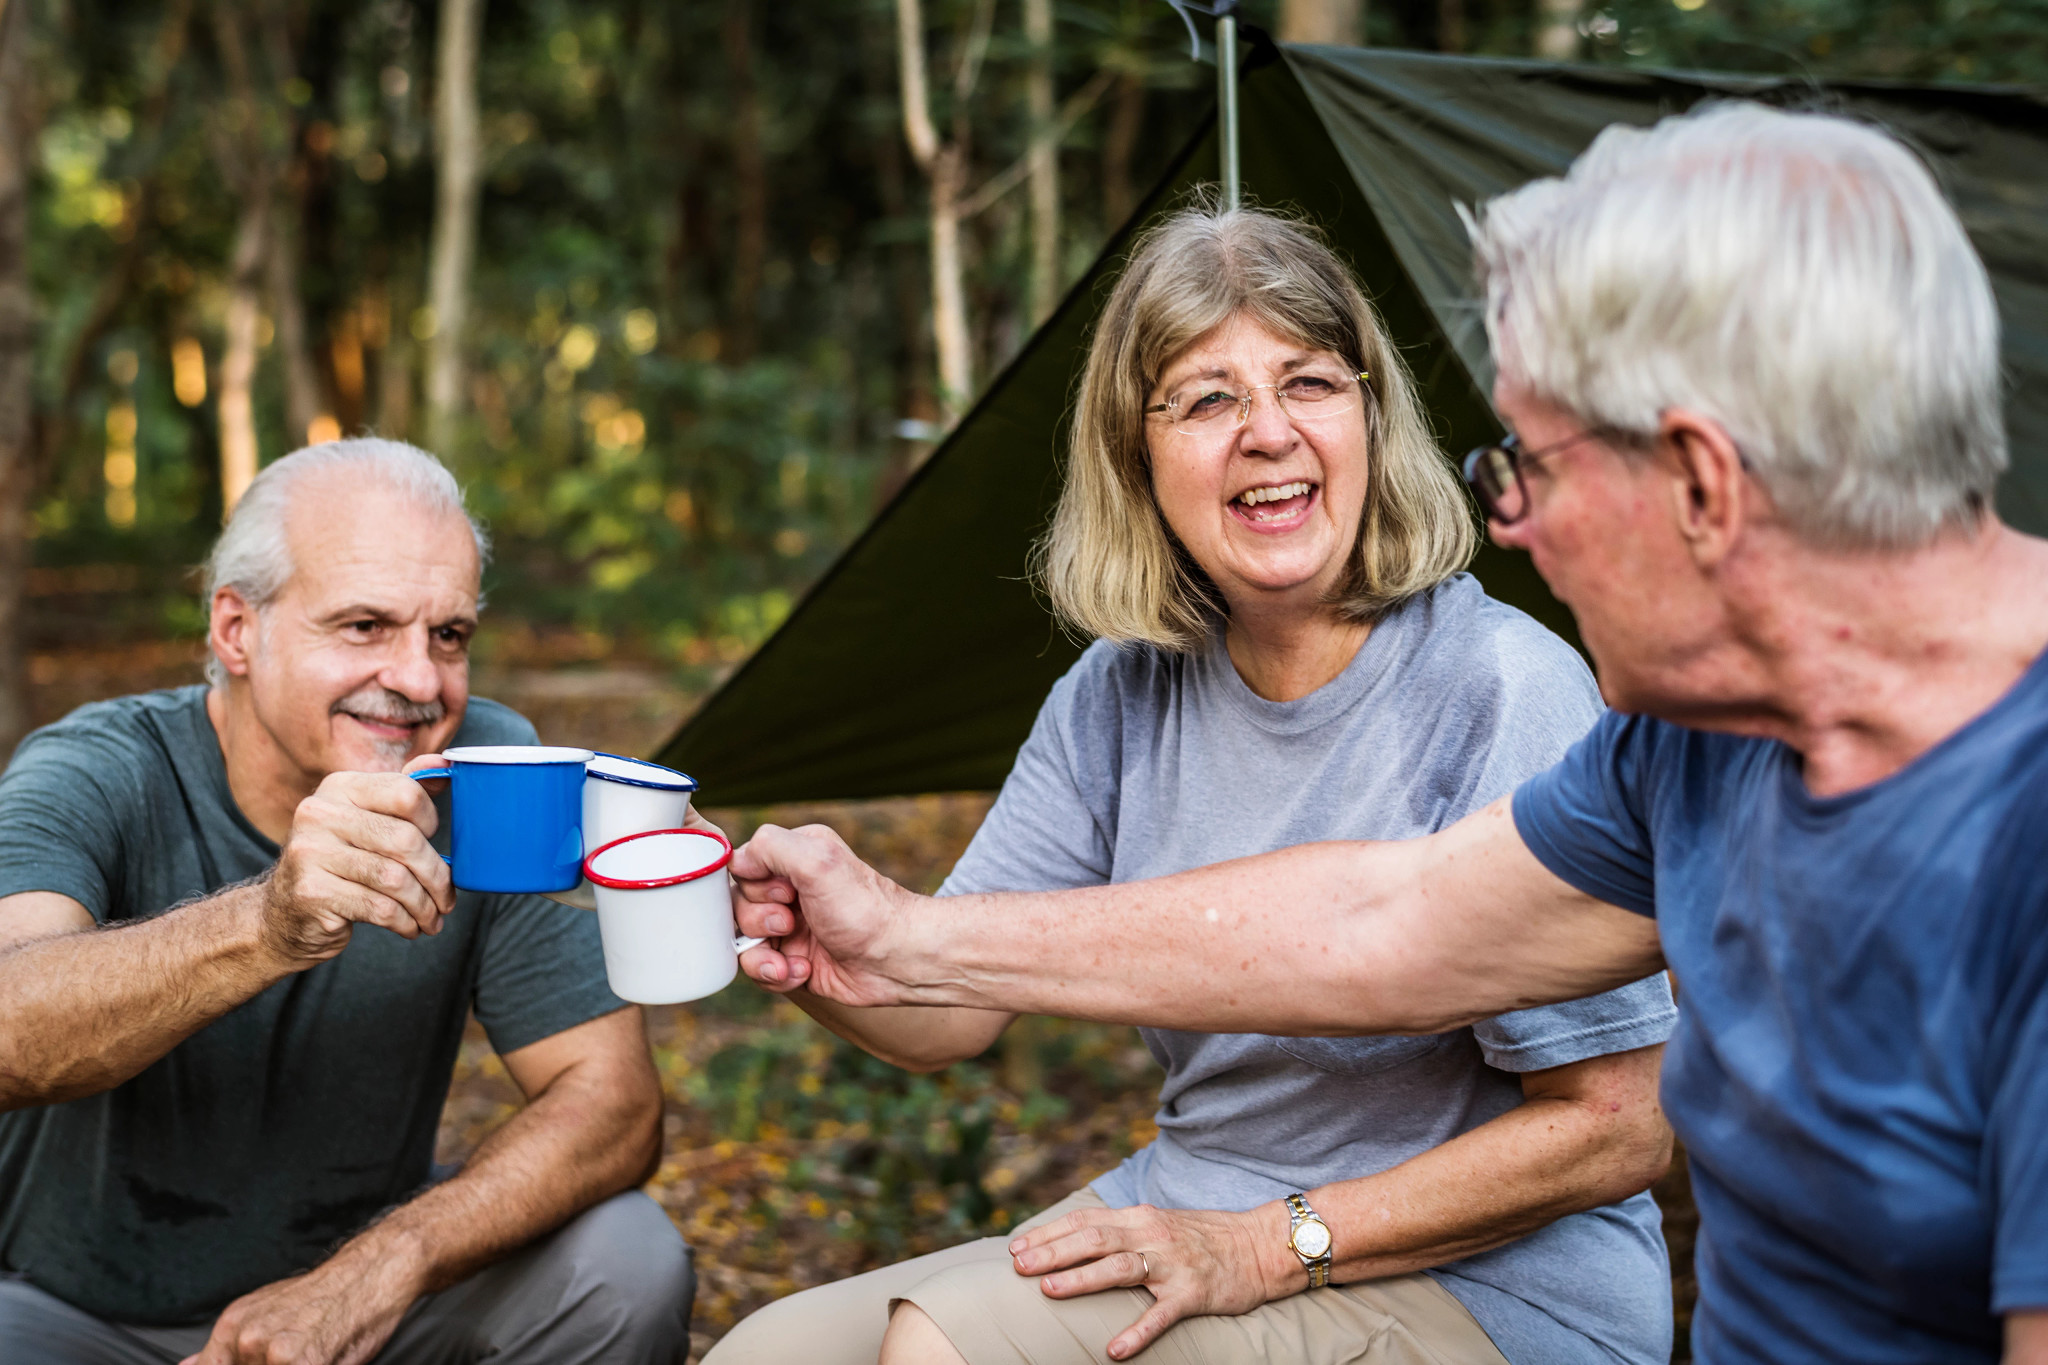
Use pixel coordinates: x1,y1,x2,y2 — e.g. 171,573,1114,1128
260,761,457,969
731,824,922,1007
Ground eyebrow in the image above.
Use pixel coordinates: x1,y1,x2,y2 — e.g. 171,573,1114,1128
1159,351,1336,391
318,604,479,631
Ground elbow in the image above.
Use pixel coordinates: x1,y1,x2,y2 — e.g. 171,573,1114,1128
1587,1109,1675,1206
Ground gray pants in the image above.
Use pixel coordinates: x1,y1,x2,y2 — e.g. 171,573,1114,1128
0,1191,694,1364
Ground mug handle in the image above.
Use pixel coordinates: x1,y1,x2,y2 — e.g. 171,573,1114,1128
734,935,765,952
411,769,456,864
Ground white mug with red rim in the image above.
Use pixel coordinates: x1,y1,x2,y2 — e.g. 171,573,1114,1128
583,828,763,1004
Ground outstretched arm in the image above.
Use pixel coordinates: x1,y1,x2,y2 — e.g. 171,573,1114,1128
0,770,457,1111
734,796,1663,1036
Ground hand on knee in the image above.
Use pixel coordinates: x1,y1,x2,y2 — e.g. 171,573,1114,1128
879,1303,970,1365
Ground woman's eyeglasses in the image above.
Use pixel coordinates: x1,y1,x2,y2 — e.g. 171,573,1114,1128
1146,371,1371,439
1461,428,1611,525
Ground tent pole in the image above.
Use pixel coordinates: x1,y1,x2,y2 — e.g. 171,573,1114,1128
1216,4,1240,208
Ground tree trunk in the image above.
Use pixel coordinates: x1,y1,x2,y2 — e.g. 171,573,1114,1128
1278,0,1366,45
266,188,325,445
723,0,765,362
220,187,269,514
425,0,483,456
896,0,977,424
927,143,972,417
1534,0,1582,58
1023,0,1057,325
0,0,39,756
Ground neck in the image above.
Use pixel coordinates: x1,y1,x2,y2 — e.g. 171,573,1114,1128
1674,518,2048,797
1222,595,1372,703
206,684,320,843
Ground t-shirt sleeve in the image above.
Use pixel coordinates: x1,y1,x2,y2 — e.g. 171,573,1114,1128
470,895,627,1056
1471,972,1676,1071
1511,710,1661,917
938,647,1122,897
0,721,146,920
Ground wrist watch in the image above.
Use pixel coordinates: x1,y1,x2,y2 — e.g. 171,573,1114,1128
1283,1192,1333,1288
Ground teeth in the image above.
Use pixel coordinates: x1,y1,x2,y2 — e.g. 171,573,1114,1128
1236,481,1312,506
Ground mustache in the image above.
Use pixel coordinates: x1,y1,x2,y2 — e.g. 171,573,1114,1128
332,685,447,728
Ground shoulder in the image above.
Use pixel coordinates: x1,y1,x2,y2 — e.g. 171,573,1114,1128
7,686,206,776
1424,575,1599,713
451,696,542,747
1041,638,1181,730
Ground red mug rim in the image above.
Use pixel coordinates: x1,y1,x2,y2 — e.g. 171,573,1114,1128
583,827,733,889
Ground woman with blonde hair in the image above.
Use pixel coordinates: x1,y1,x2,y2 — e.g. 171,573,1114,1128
706,203,1676,1365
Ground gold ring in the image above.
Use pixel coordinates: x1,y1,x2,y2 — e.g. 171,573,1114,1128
1138,1252,1151,1281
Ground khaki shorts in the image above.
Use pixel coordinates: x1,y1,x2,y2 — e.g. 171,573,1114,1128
703,1189,1509,1365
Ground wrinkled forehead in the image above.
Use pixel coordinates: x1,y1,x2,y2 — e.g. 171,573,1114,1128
277,471,481,613
1152,311,1348,392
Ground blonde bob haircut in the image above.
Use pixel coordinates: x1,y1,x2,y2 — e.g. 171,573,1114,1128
1037,202,1476,651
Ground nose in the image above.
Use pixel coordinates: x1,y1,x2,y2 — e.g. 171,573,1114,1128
380,624,444,702
1237,385,1296,454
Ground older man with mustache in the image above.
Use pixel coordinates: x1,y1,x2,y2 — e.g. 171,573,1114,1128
0,440,693,1365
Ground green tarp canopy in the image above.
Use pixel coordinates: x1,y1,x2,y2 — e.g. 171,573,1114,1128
658,44,2048,805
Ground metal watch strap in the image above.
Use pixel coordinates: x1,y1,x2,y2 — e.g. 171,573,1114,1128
1284,1192,1333,1288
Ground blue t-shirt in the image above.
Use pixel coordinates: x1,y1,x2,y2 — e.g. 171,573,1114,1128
1512,653,2048,1365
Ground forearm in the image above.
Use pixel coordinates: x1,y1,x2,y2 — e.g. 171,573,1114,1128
0,883,291,1109
788,990,1012,1073
1285,1084,1670,1287
883,808,1659,1033
337,1036,662,1296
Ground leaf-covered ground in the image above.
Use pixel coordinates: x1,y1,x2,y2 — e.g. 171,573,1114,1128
24,644,1698,1362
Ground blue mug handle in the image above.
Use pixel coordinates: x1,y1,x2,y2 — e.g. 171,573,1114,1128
411,769,456,863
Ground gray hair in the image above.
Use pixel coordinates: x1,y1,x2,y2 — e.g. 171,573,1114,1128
1465,101,2005,548
203,439,490,687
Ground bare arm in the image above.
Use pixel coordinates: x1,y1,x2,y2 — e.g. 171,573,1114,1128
189,1006,663,1365
2011,1312,2048,1365
0,771,456,1111
734,796,1664,1036
1008,1043,1672,1359
783,991,1014,1074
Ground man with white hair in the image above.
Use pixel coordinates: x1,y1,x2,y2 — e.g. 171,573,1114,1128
727,105,2048,1364
0,440,694,1364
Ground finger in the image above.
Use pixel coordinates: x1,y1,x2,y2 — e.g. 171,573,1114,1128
732,874,798,904
738,942,803,990
726,825,790,881
307,807,455,914
1010,1208,1123,1263
1108,1300,1185,1361
322,849,446,936
322,771,441,829
1040,1249,1151,1299
682,808,726,838
401,753,451,793
733,896,795,939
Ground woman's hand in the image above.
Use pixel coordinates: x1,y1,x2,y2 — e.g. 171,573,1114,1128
1006,1201,1296,1360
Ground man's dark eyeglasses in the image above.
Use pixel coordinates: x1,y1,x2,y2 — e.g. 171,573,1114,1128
1461,429,1610,525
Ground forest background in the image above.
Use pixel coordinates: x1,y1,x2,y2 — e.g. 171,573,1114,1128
3,0,2045,1358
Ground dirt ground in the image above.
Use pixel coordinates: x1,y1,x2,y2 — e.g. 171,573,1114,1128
24,637,1699,1362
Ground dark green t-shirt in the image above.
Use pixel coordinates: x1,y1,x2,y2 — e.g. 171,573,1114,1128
0,686,625,1325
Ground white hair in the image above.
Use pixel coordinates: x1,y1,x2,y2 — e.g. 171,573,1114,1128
202,439,490,687
1465,101,2005,548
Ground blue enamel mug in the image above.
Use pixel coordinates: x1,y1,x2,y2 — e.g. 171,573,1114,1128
409,745,596,893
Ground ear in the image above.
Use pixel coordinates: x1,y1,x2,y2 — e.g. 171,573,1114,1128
1659,408,1750,570
209,588,258,680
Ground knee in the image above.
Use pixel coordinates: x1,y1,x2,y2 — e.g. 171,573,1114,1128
879,1302,971,1365
559,1192,696,1336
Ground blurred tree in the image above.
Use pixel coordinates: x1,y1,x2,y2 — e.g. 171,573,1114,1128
1279,0,1366,45
0,0,39,752
1534,0,1581,59
1024,0,1057,325
425,0,483,455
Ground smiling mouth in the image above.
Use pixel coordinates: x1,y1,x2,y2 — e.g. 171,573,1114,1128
1229,480,1318,526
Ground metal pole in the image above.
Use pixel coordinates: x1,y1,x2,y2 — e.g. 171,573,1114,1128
1216,7,1240,208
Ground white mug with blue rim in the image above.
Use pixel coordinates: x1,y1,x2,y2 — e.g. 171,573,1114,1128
536,753,699,911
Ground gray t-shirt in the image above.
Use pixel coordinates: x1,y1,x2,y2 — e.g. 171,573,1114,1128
0,686,624,1326
942,574,1677,1365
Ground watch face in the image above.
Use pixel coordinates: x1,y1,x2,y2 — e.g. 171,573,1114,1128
1294,1219,1332,1259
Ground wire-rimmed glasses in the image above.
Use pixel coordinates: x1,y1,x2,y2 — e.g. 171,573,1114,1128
1146,370,1371,439
1461,428,1612,524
